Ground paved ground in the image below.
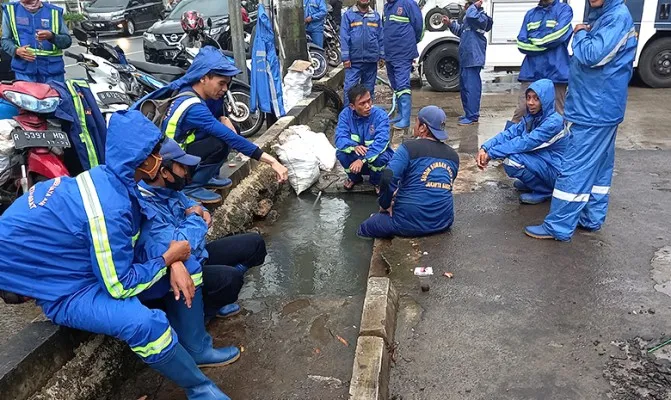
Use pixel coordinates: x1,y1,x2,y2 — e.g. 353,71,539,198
386,86,671,399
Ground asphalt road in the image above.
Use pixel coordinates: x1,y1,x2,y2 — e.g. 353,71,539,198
64,34,146,80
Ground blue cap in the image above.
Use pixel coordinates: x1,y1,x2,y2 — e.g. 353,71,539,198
160,138,201,166
417,106,448,141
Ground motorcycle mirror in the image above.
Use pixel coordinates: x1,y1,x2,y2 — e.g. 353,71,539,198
207,17,213,28
73,27,88,42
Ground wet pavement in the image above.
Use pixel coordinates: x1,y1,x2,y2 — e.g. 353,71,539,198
384,86,671,399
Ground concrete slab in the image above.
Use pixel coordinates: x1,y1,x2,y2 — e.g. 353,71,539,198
349,336,390,400
359,277,399,347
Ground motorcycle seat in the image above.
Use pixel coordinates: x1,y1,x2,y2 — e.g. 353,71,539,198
130,60,186,76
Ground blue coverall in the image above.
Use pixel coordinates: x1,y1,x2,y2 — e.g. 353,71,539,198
336,106,393,186
535,0,637,241
382,0,422,129
482,79,566,202
1,2,71,82
340,5,384,101
449,4,493,124
304,0,328,48
358,138,459,238
514,0,572,121
250,4,285,117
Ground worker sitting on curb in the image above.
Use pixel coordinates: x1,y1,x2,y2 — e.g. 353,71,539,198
135,139,267,326
358,106,459,238
134,46,288,204
477,79,566,205
335,84,394,192
0,111,232,400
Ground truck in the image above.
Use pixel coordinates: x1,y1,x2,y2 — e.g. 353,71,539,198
395,0,671,91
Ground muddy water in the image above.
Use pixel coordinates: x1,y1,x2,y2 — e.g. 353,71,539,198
240,193,378,300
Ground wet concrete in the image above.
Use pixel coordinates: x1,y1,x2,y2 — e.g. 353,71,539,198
0,302,44,348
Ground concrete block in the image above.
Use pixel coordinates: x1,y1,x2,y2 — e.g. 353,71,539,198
359,277,398,347
368,239,392,277
349,336,389,400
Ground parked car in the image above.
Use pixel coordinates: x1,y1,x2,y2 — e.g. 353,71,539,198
82,0,165,36
142,0,257,64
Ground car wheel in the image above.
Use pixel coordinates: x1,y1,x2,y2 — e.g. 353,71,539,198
425,7,449,32
423,42,460,92
638,37,671,88
125,19,136,36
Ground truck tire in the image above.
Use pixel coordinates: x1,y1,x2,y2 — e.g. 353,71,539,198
425,7,449,32
423,42,460,92
638,37,671,88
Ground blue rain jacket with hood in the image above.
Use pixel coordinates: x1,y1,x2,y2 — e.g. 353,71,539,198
250,4,285,117
132,47,263,161
382,0,423,61
564,0,637,126
50,80,107,171
481,79,566,194
135,182,207,301
0,110,165,302
449,4,493,68
341,5,384,64
516,0,573,83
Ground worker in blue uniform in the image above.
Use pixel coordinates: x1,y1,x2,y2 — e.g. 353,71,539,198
135,46,288,204
1,0,71,83
0,111,233,400
513,0,572,122
447,0,493,126
525,0,637,241
304,0,328,47
340,0,384,102
478,79,566,205
136,139,267,324
358,106,459,238
382,0,423,130
335,84,394,191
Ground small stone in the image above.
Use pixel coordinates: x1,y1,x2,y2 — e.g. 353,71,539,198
266,210,279,224
422,252,428,255
465,389,471,393
254,199,274,218
649,308,656,314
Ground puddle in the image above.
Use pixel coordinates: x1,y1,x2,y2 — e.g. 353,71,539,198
240,193,377,300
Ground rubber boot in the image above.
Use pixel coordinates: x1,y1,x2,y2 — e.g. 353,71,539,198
165,288,241,367
150,343,231,400
394,94,411,130
389,96,402,125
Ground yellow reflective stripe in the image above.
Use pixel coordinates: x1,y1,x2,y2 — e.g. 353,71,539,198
366,22,378,27
546,19,557,28
341,146,355,153
351,21,363,27
364,140,374,146
7,6,62,56
182,130,196,148
32,49,63,56
366,142,389,163
7,5,20,47
395,89,411,96
52,9,59,34
388,15,409,23
517,39,546,52
369,164,386,172
530,23,570,46
350,134,361,142
131,327,173,358
132,231,140,246
526,21,541,30
66,80,99,167
76,171,167,299
191,272,203,287
165,97,202,144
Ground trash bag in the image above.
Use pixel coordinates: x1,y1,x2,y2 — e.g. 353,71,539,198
286,125,336,171
274,138,320,195
283,61,313,112
0,119,18,186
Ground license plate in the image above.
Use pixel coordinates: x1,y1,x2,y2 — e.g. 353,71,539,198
12,128,71,150
98,91,131,106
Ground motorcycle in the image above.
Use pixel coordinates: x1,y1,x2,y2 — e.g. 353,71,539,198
324,7,341,67
307,35,329,80
0,81,71,212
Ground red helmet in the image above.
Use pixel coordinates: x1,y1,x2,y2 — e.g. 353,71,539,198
181,10,204,33
241,7,250,24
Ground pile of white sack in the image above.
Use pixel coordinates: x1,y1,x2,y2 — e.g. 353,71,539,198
283,63,313,112
273,125,336,195
0,119,18,185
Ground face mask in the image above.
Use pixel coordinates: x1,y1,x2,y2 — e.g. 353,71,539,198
163,166,188,192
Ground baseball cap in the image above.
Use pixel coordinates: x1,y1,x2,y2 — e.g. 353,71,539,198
417,106,448,141
159,138,201,167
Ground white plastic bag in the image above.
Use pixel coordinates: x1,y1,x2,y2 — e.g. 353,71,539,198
286,125,336,171
274,139,320,195
0,119,17,186
282,66,313,112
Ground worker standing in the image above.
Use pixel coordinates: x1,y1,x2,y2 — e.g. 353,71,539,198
383,0,423,130
513,0,572,123
447,0,492,126
1,0,71,83
525,0,637,241
340,0,384,102
304,0,328,48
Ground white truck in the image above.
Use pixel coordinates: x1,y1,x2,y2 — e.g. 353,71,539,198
395,0,671,91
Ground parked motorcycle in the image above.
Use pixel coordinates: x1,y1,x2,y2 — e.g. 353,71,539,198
307,35,329,80
0,81,71,212
324,7,342,67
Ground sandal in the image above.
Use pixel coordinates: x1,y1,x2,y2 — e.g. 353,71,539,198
343,179,356,190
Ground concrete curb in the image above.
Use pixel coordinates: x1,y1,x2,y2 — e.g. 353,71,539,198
349,238,399,400
0,67,345,400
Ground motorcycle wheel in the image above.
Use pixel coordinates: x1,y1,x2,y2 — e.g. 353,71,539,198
310,50,328,80
312,83,343,110
326,46,342,67
226,89,265,138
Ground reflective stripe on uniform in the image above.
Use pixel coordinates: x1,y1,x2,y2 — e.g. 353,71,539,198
517,40,546,52
369,164,386,172
66,80,99,168
191,272,203,287
131,327,173,358
526,21,541,30
546,20,557,28
76,171,167,299
529,23,570,46
592,28,637,68
165,97,201,149
7,5,63,56
395,89,411,96
366,22,378,27
531,125,568,151
592,185,610,195
350,134,361,142
388,15,409,23
503,157,525,169
341,146,356,153
552,188,590,202
351,21,363,27
366,143,388,163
